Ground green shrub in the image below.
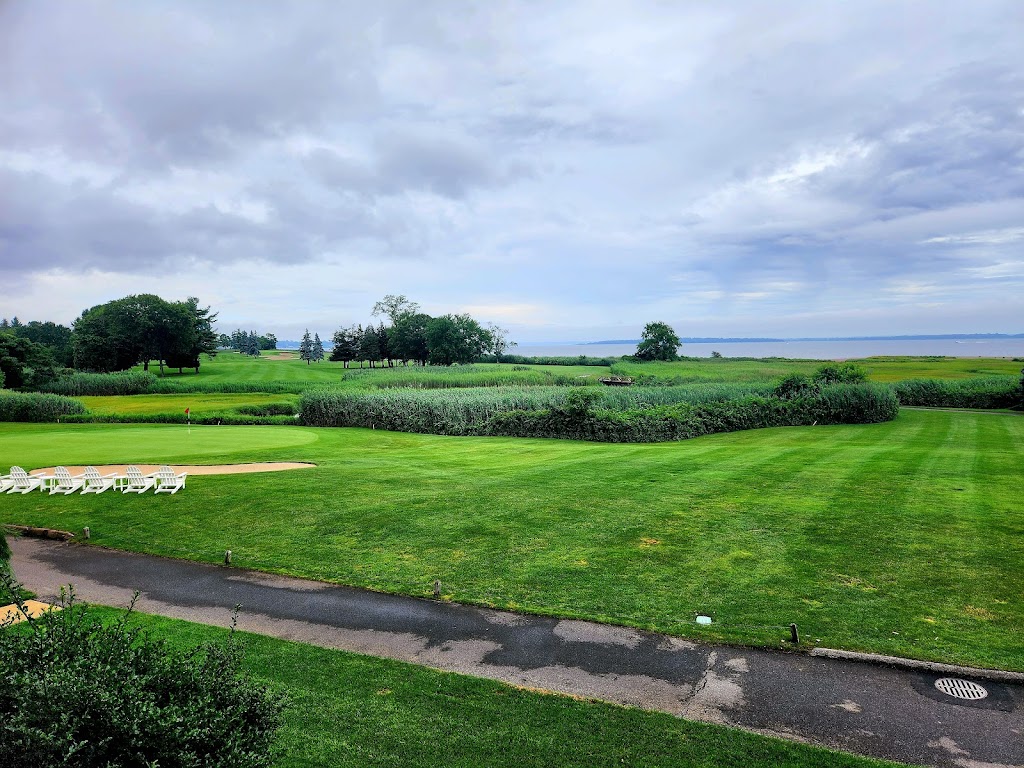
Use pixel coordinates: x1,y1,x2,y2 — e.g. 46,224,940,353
0,588,285,767
813,362,867,385
302,383,897,442
39,371,156,396
773,373,816,399
893,377,1020,409
0,392,87,422
234,402,298,416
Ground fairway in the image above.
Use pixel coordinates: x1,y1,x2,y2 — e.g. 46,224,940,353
3,409,1022,670
2,423,319,467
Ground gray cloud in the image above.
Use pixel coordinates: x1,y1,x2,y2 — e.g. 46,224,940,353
1,1,1022,337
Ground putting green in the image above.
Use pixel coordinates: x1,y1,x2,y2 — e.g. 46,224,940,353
1,424,319,470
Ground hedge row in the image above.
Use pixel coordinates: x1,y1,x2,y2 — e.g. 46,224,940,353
893,377,1020,409
0,392,88,422
301,384,898,442
39,371,157,396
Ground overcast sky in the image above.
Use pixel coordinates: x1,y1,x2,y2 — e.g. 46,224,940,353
2,1,1022,342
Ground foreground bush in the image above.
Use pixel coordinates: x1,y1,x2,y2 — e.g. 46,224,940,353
301,383,897,442
893,377,1020,409
0,391,87,422
39,370,156,396
0,587,286,768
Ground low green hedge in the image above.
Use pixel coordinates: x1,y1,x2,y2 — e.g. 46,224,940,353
0,392,88,422
484,385,898,442
893,377,1020,409
301,383,898,442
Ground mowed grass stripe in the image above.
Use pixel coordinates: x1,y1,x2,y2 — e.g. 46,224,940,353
2,410,1021,669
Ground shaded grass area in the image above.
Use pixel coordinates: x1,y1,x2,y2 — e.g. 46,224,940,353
78,607,898,768
2,409,1022,670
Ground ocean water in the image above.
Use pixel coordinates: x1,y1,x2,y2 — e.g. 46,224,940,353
516,339,1024,360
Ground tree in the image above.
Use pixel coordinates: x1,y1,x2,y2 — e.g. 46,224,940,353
0,332,60,389
70,295,203,375
425,314,492,366
329,326,360,367
389,313,431,366
299,329,313,364
258,333,278,350
0,589,285,767
13,321,74,368
312,333,325,363
358,325,381,368
372,294,420,324
486,323,516,363
165,297,219,373
634,322,681,361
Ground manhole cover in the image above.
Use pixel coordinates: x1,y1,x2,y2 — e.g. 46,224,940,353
934,678,988,700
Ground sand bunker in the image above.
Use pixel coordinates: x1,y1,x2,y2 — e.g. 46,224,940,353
29,463,316,476
262,353,297,360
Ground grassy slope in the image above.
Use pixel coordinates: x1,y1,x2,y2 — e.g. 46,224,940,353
69,607,896,768
3,409,1022,670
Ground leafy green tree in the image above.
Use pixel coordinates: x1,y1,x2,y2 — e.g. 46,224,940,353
372,294,420,324
329,326,360,367
258,333,278,350
358,325,381,368
165,297,219,373
312,333,325,363
218,333,232,348
12,321,74,368
0,332,60,389
71,295,200,375
390,313,431,366
425,314,492,365
634,322,681,361
299,329,313,364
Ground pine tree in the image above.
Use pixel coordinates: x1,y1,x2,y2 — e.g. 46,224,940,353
299,329,313,365
312,333,324,363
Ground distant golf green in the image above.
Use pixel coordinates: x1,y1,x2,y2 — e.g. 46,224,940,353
3,408,1021,671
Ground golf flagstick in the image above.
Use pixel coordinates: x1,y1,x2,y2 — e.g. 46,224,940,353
186,406,190,434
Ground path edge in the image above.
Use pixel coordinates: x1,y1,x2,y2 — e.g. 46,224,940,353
811,647,1024,683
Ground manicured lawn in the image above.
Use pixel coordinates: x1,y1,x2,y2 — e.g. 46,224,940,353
612,356,1023,384
71,608,898,768
3,409,1022,670
141,350,1022,392
80,393,299,416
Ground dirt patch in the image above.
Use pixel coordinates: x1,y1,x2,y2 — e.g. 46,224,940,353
29,463,316,476
263,353,297,360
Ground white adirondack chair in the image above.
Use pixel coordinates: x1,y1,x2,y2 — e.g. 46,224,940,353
48,466,86,495
149,465,186,494
0,471,15,492
81,466,120,494
5,467,42,494
120,465,156,494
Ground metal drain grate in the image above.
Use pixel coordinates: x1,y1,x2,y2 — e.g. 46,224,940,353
934,678,988,700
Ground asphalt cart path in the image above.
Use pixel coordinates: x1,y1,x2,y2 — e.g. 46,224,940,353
9,537,1023,768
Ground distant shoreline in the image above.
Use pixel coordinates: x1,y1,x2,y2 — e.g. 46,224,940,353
576,334,1024,346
